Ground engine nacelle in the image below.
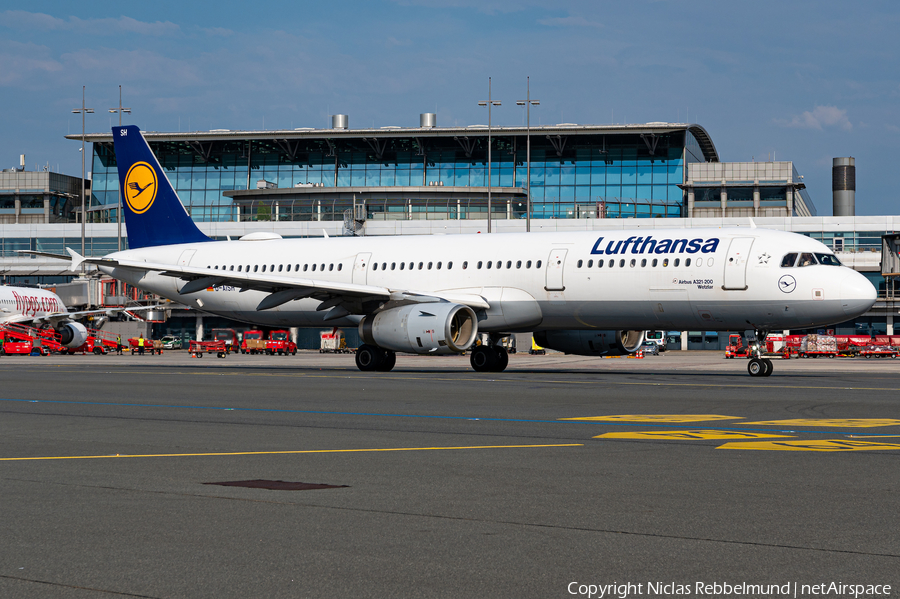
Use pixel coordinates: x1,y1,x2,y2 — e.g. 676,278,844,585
57,322,88,348
359,303,478,355
533,330,645,356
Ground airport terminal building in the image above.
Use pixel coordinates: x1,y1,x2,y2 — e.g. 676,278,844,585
0,117,895,349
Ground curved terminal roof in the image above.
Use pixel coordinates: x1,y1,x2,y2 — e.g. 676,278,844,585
72,122,720,162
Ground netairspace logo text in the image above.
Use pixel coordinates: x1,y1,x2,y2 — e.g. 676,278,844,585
567,581,892,598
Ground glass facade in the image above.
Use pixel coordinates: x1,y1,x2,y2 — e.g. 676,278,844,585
90,129,700,223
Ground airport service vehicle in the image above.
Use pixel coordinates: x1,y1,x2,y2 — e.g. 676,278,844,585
240,329,295,355
643,330,666,351
320,328,351,353
267,330,297,355
240,330,266,354
27,125,878,377
857,345,897,359
211,328,239,352
189,340,228,358
724,334,752,359
797,334,837,359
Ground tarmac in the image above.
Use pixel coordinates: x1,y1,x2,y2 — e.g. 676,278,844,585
1,350,898,598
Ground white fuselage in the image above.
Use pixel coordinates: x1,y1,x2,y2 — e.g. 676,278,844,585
99,227,876,333
0,286,68,323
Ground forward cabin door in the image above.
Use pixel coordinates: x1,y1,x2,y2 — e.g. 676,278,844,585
722,237,754,290
545,248,568,291
353,252,372,285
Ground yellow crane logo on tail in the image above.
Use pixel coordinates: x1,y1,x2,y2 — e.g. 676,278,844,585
123,161,157,214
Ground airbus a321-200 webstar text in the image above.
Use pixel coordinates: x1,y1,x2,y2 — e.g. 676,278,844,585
27,125,876,376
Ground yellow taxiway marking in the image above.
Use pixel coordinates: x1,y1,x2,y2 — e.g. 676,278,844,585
743,419,900,428
719,439,900,452
561,414,741,423
594,430,793,440
0,443,583,462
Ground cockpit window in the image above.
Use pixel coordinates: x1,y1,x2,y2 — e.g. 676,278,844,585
815,253,841,266
780,253,798,267
797,253,817,267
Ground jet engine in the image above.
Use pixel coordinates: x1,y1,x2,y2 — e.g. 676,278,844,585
359,303,478,355
533,330,645,356
57,322,88,348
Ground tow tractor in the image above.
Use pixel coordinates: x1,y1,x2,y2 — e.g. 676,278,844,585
724,334,752,359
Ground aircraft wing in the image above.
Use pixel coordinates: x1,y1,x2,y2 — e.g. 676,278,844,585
23,248,491,320
1,305,162,328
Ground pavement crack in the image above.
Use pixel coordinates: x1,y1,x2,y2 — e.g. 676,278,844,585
0,574,161,598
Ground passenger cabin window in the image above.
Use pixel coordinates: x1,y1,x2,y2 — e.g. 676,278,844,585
577,260,583,268
781,253,798,267
685,258,691,267
674,258,680,267
798,253,817,267
536,260,542,268
652,259,657,267
663,259,669,267
641,259,647,267
527,260,532,268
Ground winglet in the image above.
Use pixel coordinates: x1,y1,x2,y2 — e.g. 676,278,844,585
748,218,757,229
323,230,329,239
66,247,85,272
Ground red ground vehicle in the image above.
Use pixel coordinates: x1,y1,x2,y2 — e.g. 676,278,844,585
189,340,228,358
267,330,297,355
212,328,239,353
241,330,296,355
724,334,751,358
857,346,898,359
240,330,265,354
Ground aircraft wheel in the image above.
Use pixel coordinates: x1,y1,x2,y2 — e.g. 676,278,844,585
493,346,509,372
748,358,765,377
470,345,497,372
376,350,396,372
355,344,383,371
761,358,773,376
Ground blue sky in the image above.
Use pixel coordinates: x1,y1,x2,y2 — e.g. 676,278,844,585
2,1,898,216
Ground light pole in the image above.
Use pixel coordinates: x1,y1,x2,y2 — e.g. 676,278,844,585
72,87,94,268
516,77,540,233
109,85,131,251
478,77,500,233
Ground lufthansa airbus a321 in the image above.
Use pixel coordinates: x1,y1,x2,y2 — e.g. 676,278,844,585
27,126,877,376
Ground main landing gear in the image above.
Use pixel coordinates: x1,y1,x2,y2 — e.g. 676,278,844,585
745,329,773,377
747,357,773,377
355,344,397,372
469,344,509,373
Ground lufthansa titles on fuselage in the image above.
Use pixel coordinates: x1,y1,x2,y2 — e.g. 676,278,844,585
590,235,720,256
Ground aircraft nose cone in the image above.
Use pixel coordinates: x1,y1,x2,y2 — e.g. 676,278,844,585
841,270,877,317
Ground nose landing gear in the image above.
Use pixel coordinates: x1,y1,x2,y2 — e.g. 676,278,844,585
745,329,773,377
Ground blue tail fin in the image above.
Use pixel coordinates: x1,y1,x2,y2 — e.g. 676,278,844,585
112,125,211,249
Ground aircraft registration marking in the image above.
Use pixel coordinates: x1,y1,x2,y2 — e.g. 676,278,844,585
561,414,741,423
594,430,792,440
743,419,900,428
718,439,900,452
